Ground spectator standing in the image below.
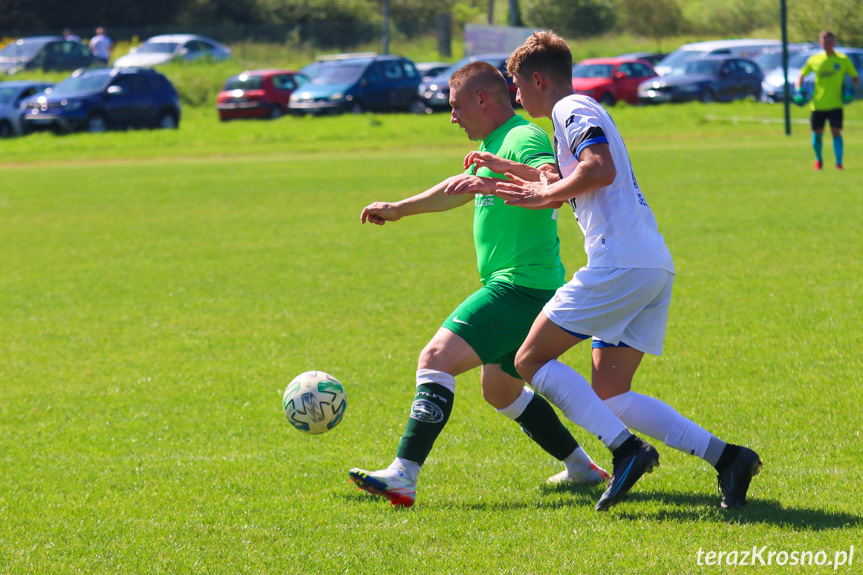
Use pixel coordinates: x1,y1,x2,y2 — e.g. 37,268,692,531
89,27,113,66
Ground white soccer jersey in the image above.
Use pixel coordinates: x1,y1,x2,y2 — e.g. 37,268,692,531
552,95,674,273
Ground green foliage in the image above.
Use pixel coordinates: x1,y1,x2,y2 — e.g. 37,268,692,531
1,102,861,572
790,0,863,46
621,0,686,44
523,0,618,38
679,0,776,37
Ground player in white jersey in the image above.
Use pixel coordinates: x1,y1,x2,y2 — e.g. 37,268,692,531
460,30,762,510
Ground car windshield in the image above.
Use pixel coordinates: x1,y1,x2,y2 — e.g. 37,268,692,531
0,40,44,60
224,74,263,90
679,59,721,76
572,64,614,78
310,63,365,85
659,49,709,72
754,50,783,70
52,72,110,94
136,42,179,54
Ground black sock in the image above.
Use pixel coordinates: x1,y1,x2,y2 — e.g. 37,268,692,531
610,434,641,461
515,393,579,460
714,444,741,475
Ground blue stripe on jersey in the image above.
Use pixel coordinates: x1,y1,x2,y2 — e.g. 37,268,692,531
569,126,606,157
575,136,609,160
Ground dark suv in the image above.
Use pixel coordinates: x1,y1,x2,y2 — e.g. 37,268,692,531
289,55,421,114
21,67,181,133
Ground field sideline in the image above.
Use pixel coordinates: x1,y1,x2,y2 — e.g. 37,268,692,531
1,101,861,573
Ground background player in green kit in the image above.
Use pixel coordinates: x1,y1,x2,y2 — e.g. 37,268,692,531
349,61,608,507
796,30,859,170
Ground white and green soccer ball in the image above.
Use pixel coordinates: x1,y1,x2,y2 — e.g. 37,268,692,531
282,371,347,435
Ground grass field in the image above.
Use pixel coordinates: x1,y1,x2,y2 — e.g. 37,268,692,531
1,100,861,574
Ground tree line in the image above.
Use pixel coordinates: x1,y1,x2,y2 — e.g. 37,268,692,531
1,0,861,47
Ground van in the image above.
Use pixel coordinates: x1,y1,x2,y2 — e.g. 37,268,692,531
289,55,421,114
654,39,780,76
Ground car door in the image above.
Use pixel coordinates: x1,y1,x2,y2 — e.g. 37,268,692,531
615,62,649,104
358,62,387,110
272,74,303,109
735,59,762,98
717,59,741,100
106,75,152,127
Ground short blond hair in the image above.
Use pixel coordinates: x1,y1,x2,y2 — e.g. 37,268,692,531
449,60,510,103
507,30,572,85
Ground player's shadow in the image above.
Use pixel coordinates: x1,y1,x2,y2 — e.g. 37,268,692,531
343,485,863,530
610,490,862,530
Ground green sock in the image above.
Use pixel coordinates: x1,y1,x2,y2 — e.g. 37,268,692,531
396,383,455,465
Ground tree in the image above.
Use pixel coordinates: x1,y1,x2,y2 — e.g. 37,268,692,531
523,0,616,38
620,0,684,49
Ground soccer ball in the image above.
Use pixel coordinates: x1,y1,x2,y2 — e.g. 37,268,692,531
282,371,347,435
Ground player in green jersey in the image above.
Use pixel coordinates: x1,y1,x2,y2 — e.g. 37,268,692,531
349,61,609,507
796,30,859,170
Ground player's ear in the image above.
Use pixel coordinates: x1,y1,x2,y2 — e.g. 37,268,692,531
532,71,545,88
476,89,488,108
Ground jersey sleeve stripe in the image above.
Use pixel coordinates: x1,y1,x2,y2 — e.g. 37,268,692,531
568,126,606,156
575,137,609,160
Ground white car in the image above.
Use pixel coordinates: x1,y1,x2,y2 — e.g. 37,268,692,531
655,39,780,76
114,34,231,68
0,80,53,136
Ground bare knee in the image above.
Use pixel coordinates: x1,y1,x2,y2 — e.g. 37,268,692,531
480,365,523,409
514,348,542,384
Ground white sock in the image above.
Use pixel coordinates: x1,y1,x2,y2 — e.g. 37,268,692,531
563,446,598,475
603,391,713,459
495,386,534,420
387,457,421,483
531,359,629,450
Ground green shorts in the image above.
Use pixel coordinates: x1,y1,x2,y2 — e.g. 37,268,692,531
442,281,558,379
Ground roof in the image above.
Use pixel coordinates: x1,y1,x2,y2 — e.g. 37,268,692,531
677,39,780,51
141,34,216,44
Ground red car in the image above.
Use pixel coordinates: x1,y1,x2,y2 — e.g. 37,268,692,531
571,58,657,106
217,69,308,121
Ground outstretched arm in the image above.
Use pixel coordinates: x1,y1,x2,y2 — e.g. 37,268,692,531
360,177,473,225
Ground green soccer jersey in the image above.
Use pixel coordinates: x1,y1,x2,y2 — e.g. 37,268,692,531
469,114,564,290
801,51,859,111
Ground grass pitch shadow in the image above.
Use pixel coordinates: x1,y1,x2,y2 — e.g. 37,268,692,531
613,490,863,531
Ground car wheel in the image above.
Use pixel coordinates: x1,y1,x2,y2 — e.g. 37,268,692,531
0,120,13,138
86,113,107,133
267,106,284,120
600,93,615,107
699,89,716,103
157,111,179,129
349,102,364,114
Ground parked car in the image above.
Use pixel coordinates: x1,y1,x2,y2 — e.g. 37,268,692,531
0,36,97,75
21,67,180,133
654,39,779,76
571,57,657,106
289,55,421,114
615,51,667,66
638,55,763,104
114,34,231,68
761,47,863,103
0,80,53,136
415,61,451,81
416,53,517,112
217,69,308,121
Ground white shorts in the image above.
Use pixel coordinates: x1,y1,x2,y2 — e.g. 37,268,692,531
543,267,674,356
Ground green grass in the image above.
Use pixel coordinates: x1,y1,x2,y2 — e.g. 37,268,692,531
1,101,861,574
